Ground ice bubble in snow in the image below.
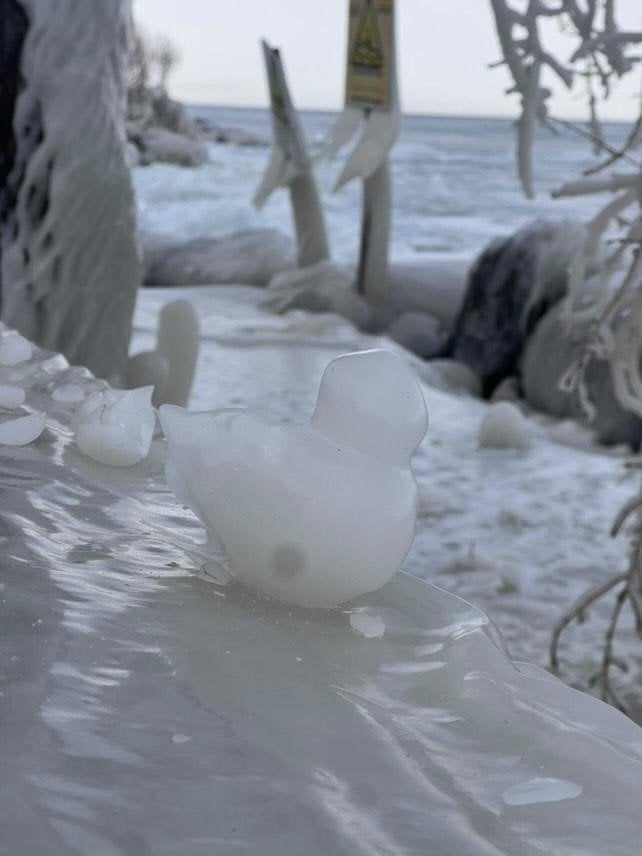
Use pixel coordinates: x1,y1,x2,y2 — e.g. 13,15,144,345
0,412,46,445
0,384,26,409
349,610,386,638
160,349,428,607
0,331,32,366
73,386,155,466
478,401,530,450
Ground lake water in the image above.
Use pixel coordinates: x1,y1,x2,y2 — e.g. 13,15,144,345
134,105,630,265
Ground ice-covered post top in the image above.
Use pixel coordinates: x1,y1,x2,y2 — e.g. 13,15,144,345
325,0,400,301
160,349,427,608
254,40,329,268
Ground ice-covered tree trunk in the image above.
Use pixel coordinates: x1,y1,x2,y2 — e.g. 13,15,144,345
0,0,141,383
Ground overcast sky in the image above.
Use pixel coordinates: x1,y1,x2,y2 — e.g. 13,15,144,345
133,0,641,120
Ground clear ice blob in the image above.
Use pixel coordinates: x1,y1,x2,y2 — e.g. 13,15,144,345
51,384,86,403
74,386,155,466
0,412,46,445
160,349,428,607
0,384,26,409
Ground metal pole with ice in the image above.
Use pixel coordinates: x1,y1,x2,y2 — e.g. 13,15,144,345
325,0,400,302
254,40,329,268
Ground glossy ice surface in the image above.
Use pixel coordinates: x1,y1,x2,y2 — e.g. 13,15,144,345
2,300,642,855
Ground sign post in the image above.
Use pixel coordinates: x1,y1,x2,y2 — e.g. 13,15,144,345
326,0,399,300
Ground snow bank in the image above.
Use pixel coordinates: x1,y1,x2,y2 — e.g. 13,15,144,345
143,228,296,287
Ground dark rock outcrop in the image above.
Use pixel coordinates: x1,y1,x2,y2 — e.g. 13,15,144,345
445,220,585,397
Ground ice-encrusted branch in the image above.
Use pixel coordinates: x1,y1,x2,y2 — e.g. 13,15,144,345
488,0,641,196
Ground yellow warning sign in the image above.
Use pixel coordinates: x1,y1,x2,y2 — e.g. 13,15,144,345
345,0,393,110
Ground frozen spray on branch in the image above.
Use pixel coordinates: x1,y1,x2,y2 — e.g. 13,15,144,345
160,349,427,607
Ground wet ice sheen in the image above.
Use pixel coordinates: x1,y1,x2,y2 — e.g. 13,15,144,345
3,322,642,856
160,349,428,607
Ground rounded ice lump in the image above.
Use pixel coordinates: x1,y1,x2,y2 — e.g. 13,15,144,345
160,349,428,607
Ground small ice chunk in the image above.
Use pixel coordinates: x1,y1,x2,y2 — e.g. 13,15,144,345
0,412,46,446
171,733,192,744
349,611,386,639
52,384,86,403
0,332,33,366
478,402,529,451
502,777,582,806
160,349,428,607
0,384,26,409
74,386,155,466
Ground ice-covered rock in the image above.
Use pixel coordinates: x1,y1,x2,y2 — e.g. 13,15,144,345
415,358,482,397
138,126,208,168
143,228,296,287
73,385,155,466
0,411,45,445
522,301,642,449
446,220,585,396
263,261,371,329
0,383,26,409
160,349,427,607
479,401,530,450
387,310,445,358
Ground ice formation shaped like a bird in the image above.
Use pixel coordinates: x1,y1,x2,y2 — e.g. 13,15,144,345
73,386,155,467
160,349,428,607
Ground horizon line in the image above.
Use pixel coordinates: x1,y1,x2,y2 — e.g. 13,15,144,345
181,98,635,125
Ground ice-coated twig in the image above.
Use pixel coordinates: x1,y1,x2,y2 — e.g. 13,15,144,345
552,172,641,198
488,0,641,195
550,481,642,715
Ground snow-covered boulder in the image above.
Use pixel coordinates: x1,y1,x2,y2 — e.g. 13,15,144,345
262,261,371,329
446,220,585,396
522,301,642,449
479,401,530,450
387,310,445,358
375,258,470,329
143,228,296,287
415,358,482,397
138,126,208,168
